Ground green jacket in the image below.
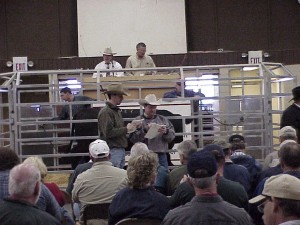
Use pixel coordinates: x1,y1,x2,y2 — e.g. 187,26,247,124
98,101,127,148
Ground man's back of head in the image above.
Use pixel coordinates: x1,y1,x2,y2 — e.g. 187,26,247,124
9,163,41,204
187,151,218,192
89,139,110,162
279,126,297,142
0,147,20,171
279,142,300,170
202,144,225,166
177,140,197,164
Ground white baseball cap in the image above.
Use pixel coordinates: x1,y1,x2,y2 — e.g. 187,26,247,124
249,174,300,204
89,139,110,158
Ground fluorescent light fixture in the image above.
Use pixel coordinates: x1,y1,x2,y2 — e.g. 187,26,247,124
272,77,294,83
242,67,259,71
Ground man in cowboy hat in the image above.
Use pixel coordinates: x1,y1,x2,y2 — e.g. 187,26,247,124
281,86,300,143
98,84,138,168
93,47,124,78
129,94,175,169
125,42,156,76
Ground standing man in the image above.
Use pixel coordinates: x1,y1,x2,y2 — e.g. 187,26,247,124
162,151,253,225
264,126,298,169
280,86,300,143
92,47,124,78
249,174,300,225
54,87,94,120
98,84,137,168
125,42,156,76
129,94,175,169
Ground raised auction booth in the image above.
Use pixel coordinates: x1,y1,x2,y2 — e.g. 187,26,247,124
0,63,297,179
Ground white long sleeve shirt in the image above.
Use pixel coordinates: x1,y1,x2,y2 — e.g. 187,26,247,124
92,60,124,78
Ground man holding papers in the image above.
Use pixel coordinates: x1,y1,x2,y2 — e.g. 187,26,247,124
129,94,175,169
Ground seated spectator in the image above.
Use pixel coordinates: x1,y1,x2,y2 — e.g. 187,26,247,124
255,139,296,186
23,156,74,225
213,138,251,194
166,140,197,195
66,160,93,195
72,139,128,222
93,47,124,78
249,174,300,225
230,134,262,189
0,147,20,201
263,126,297,169
125,42,156,76
162,151,252,225
23,156,65,206
251,141,300,225
169,144,249,211
130,142,168,194
108,152,170,225
0,148,67,224
163,80,205,99
0,163,60,225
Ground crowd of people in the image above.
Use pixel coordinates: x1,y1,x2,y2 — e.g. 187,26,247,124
1,129,300,225
1,55,300,224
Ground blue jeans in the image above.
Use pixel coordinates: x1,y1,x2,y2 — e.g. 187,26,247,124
156,152,168,169
110,148,125,169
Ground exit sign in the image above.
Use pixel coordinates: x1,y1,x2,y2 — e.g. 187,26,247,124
13,57,28,72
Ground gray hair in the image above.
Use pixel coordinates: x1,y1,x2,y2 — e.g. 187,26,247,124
177,140,197,158
130,142,149,158
9,163,41,198
280,126,297,141
190,174,216,189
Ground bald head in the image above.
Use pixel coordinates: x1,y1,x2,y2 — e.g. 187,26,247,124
9,163,41,203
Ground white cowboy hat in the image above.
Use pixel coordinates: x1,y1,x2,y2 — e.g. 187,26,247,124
138,94,161,106
102,47,116,56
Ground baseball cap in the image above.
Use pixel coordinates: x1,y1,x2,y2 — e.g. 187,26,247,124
202,144,225,159
249,174,300,204
89,139,110,158
212,138,231,151
187,151,217,178
202,144,225,158
229,134,245,143
279,126,297,137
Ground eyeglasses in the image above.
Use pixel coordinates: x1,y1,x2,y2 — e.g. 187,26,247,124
257,196,272,213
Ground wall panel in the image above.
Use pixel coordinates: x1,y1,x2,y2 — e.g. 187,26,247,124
0,1,7,59
217,0,269,51
186,0,217,51
270,0,300,50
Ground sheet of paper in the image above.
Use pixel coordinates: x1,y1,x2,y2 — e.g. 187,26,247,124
145,123,166,139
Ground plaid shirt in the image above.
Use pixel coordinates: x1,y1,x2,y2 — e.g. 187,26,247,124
0,170,10,201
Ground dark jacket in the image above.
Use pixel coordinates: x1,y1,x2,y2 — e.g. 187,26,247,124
280,103,300,143
0,198,60,225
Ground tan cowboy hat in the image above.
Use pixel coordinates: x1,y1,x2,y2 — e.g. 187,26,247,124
103,84,130,96
138,94,161,106
102,47,116,56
